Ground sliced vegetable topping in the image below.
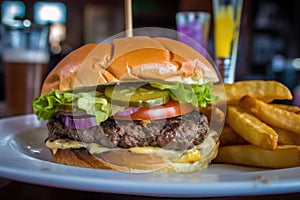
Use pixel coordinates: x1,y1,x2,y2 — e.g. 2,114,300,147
113,100,194,121
61,115,97,129
104,84,169,108
150,82,217,108
32,82,216,123
33,90,111,123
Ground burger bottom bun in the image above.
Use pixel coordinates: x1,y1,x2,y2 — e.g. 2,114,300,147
51,141,219,174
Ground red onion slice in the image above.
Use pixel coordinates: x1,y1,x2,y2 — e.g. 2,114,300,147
114,107,140,116
61,115,97,129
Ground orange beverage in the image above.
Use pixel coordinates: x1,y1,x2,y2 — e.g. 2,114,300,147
213,0,243,83
214,6,235,58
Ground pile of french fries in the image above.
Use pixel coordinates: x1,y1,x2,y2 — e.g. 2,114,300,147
213,80,300,169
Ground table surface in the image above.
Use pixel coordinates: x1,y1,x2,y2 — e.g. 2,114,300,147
1,179,300,200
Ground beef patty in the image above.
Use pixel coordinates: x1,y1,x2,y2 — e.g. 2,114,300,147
47,110,209,150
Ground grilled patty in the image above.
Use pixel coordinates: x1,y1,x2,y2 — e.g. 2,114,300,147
47,110,209,150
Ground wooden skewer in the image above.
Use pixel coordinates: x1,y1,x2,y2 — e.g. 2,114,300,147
125,0,133,37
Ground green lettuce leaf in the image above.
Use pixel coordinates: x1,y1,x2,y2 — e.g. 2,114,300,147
32,90,111,123
150,82,217,107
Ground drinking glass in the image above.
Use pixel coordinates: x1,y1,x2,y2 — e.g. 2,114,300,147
213,0,243,83
1,21,50,115
176,12,211,52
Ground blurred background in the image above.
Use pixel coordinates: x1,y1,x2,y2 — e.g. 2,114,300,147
0,0,300,105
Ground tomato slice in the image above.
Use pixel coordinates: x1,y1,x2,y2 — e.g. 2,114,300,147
113,100,194,120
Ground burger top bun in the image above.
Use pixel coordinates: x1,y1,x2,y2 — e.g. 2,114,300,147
41,36,219,95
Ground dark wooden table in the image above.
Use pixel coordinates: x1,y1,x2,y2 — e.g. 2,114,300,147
1,179,300,200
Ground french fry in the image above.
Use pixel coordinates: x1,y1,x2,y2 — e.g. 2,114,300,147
215,80,300,169
220,125,247,145
226,106,278,150
271,103,300,114
239,95,300,134
214,145,300,168
273,126,300,145
222,80,292,104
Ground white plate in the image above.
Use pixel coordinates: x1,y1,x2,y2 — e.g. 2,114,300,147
1,115,300,197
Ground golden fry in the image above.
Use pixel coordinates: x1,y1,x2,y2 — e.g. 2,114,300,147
271,103,300,114
240,95,300,134
213,145,300,168
226,106,278,150
273,126,300,145
220,125,248,145
216,80,300,169
223,80,292,104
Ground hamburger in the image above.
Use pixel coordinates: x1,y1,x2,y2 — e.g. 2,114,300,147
33,36,221,173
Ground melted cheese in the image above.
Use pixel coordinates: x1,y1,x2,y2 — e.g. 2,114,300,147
46,139,85,154
45,139,110,155
45,131,218,164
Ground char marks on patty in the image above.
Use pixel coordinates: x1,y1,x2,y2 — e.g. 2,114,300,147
47,110,209,150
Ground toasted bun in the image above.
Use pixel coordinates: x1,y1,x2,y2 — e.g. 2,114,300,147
41,36,219,95
51,141,219,174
